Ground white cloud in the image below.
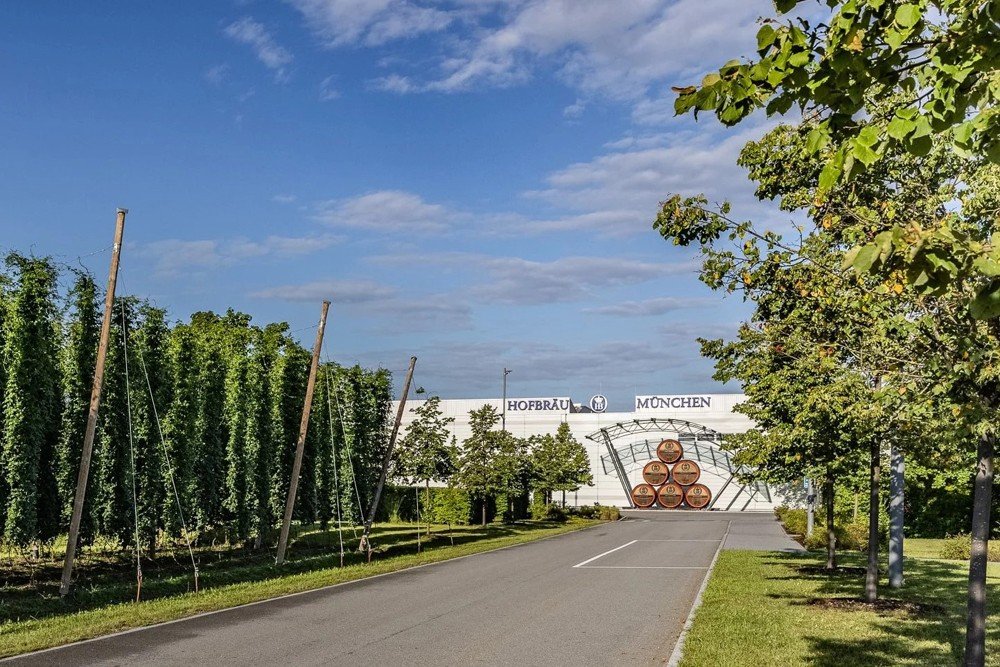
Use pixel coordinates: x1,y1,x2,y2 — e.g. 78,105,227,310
142,233,339,276
372,252,697,305
347,0,768,118
272,194,297,204
204,63,230,85
224,17,294,81
319,75,339,101
585,296,709,317
315,190,455,233
250,279,394,303
288,0,454,47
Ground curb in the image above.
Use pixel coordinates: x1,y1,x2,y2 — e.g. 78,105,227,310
666,519,731,667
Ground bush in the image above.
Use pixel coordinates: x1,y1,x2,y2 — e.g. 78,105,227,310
530,503,567,522
940,534,1000,561
597,506,620,521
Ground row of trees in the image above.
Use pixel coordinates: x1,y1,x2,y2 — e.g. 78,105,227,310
0,255,393,553
394,398,593,526
662,0,998,663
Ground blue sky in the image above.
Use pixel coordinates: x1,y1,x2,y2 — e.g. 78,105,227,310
1,0,786,409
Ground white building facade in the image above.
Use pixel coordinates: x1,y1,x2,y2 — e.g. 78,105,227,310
395,393,781,512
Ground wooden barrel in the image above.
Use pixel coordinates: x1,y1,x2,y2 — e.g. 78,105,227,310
630,483,658,508
657,482,685,509
642,460,669,485
684,483,712,509
656,438,683,464
671,460,701,486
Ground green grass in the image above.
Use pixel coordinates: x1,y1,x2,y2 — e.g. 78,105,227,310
907,538,952,560
680,549,1000,666
0,518,600,658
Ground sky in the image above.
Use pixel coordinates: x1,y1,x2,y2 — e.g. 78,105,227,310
0,0,792,410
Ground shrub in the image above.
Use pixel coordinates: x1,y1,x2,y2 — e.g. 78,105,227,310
597,506,620,521
530,503,567,522
940,534,1000,561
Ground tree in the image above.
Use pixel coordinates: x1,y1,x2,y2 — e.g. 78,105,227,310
93,297,137,547
395,397,457,533
221,311,253,543
457,405,505,526
244,323,285,546
673,1,999,197
162,323,199,537
1,255,62,547
531,423,593,507
57,271,99,534
661,79,1000,652
131,304,171,553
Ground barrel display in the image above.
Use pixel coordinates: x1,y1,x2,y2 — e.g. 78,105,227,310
631,483,658,508
657,482,685,509
671,460,701,486
684,483,712,509
656,438,684,464
642,460,669,485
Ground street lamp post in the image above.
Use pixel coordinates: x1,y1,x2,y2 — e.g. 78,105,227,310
502,367,512,431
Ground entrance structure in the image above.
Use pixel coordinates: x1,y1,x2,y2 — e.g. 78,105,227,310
587,418,772,511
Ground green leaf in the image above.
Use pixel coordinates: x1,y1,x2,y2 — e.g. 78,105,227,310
973,256,1000,277
818,158,842,190
775,0,798,12
895,3,922,28
887,115,916,140
856,125,880,147
852,243,880,272
971,280,1000,320
841,245,862,269
756,25,777,52
884,27,907,51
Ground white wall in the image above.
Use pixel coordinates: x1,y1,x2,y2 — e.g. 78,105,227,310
394,394,781,511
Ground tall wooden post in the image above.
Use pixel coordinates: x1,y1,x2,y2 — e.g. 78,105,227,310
275,300,330,565
360,356,417,552
60,208,127,596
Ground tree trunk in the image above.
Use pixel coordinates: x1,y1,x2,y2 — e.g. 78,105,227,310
425,480,431,536
964,433,994,667
888,442,904,589
481,500,487,527
824,471,837,570
561,490,566,508
865,438,880,602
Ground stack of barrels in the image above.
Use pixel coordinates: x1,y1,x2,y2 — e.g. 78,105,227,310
629,439,712,510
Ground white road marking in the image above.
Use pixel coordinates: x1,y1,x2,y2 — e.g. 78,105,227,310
572,540,638,568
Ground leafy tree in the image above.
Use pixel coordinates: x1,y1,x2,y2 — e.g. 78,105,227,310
244,323,285,545
495,431,532,522
457,405,506,526
189,312,229,531
1,255,62,547
93,297,137,547
430,485,471,544
395,397,457,532
56,272,99,533
131,304,171,553
162,323,199,536
221,311,252,542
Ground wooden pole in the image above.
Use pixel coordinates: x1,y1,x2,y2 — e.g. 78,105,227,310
275,300,330,565
359,356,417,553
60,208,127,596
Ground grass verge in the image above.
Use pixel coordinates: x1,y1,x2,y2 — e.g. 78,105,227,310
0,518,599,658
679,549,1000,666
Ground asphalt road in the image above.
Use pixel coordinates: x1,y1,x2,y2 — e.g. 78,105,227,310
8,513,796,667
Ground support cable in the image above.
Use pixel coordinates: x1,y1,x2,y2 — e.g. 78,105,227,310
134,326,200,592
119,301,143,601
323,365,345,567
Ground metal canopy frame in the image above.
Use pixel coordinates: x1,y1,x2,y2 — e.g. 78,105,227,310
585,418,770,511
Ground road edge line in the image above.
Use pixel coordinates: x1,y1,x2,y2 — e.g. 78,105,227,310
2,520,608,663
666,519,731,667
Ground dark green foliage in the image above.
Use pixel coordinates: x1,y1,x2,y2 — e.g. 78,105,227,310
57,272,99,534
190,312,228,531
131,304,171,552
93,297,137,547
1,255,62,546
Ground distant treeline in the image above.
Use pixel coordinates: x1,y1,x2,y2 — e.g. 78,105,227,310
0,253,393,552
